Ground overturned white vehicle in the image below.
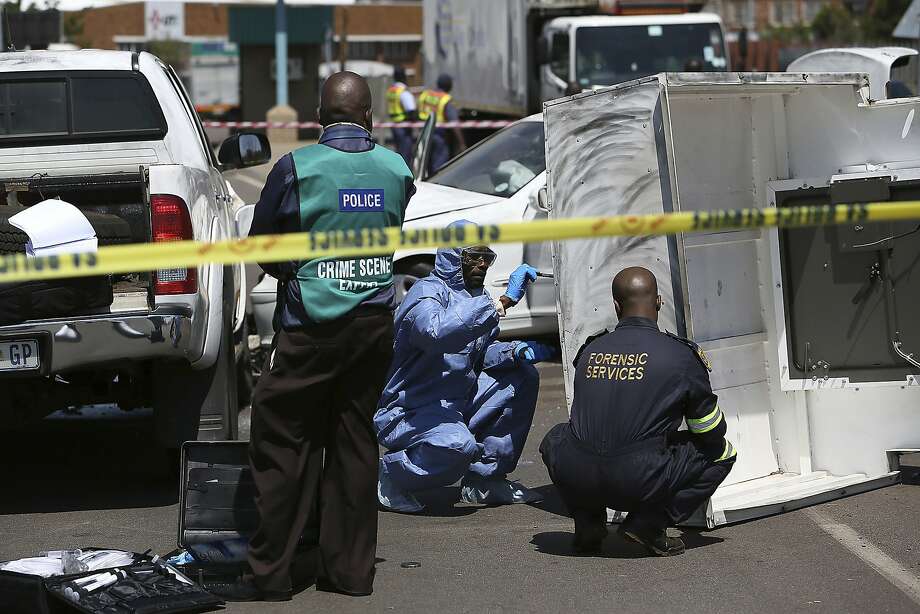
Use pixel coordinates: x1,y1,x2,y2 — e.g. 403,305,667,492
544,72,920,526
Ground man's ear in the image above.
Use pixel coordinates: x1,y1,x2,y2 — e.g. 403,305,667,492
656,295,663,311
613,299,622,317
365,108,373,132
315,107,322,126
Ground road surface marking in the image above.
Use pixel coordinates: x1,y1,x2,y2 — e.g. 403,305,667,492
806,507,920,606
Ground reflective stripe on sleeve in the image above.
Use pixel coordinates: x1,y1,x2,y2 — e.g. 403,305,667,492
688,405,723,434
716,439,737,462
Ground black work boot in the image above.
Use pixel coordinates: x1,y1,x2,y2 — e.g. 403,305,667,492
573,515,608,554
206,576,292,602
617,525,685,557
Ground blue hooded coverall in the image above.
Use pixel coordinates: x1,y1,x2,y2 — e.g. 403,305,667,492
374,243,539,492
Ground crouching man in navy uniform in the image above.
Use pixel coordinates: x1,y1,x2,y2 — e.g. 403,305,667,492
540,267,736,556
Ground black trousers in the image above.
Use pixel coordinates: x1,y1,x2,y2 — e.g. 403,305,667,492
247,310,394,595
540,423,734,533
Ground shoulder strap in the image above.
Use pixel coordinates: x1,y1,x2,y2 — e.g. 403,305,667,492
664,331,712,372
572,329,610,368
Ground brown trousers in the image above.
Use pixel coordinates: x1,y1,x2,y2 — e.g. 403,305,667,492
247,309,393,595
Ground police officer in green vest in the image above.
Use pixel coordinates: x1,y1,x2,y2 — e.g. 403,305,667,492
212,72,415,602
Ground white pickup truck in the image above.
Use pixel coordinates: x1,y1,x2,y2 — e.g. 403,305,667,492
0,50,269,451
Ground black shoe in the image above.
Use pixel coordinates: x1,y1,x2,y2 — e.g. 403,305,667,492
573,518,607,554
316,577,373,597
207,578,292,602
617,525,685,556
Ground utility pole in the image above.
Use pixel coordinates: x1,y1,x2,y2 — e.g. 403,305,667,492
266,0,296,145
338,7,348,73
275,0,288,107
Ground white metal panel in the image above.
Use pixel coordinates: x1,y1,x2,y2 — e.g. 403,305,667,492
703,336,767,390
712,379,779,485
685,240,763,341
546,73,920,524
0,144,161,176
785,85,920,178
545,79,680,405
807,388,920,477
667,96,755,211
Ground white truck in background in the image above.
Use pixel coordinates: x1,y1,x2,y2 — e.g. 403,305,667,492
0,50,269,458
423,0,729,118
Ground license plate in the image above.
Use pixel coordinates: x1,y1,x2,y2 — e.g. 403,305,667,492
0,339,40,371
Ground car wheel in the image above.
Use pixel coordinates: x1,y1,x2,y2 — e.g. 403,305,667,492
393,259,434,304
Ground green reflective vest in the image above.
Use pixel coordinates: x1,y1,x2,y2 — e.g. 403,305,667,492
292,143,411,323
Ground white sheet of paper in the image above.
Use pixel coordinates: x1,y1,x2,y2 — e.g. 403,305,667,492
26,237,98,257
9,199,98,256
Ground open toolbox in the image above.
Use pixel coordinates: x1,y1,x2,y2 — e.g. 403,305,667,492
175,441,318,587
0,549,223,614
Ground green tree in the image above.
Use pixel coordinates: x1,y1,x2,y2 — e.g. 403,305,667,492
811,3,861,41
148,40,190,71
62,11,87,47
862,0,912,40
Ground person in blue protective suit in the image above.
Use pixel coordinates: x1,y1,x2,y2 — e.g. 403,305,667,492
374,222,556,513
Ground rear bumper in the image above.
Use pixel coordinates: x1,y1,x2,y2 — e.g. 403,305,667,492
0,308,193,375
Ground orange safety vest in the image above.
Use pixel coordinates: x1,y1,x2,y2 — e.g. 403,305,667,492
417,89,452,123
386,84,410,122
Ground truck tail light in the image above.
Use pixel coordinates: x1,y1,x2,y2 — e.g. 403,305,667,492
152,194,197,295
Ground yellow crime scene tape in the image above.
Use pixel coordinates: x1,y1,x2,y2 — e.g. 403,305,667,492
1,201,920,284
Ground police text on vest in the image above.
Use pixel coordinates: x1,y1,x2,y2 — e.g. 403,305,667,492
339,188,385,212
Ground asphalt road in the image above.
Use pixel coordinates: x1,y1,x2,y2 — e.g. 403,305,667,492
2,362,920,614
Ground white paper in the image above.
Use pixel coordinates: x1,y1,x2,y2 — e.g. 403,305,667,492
9,199,98,257
26,237,98,258
647,25,663,37
0,556,64,577
703,46,715,62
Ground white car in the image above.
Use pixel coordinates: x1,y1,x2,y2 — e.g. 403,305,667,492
0,50,268,449
249,113,554,352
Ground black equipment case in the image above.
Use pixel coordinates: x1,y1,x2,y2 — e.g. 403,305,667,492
0,550,223,614
176,441,318,587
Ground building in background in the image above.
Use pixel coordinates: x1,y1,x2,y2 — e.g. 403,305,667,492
227,4,332,129
708,0,831,30
333,2,423,84
65,2,239,120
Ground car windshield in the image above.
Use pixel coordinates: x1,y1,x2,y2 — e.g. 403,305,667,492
575,23,727,87
426,121,546,198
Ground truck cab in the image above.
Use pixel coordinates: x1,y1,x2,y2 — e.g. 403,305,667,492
540,13,729,101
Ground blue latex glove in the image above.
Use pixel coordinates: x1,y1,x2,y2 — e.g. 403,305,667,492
515,341,557,364
504,264,538,303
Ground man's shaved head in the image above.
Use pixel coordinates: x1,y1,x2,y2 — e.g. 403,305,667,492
317,71,373,129
612,267,661,321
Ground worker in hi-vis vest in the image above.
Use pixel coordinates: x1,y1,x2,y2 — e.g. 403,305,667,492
216,72,415,603
386,65,417,167
417,73,466,175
